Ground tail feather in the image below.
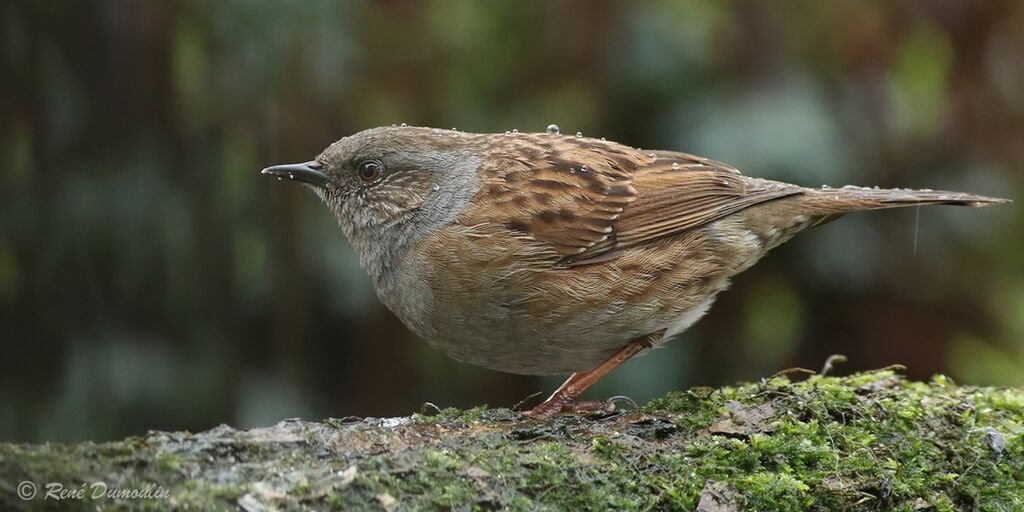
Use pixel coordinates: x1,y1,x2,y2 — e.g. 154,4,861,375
738,185,1010,251
796,185,1010,216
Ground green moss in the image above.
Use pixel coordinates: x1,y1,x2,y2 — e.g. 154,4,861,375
413,404,494,425
2,369,1021,511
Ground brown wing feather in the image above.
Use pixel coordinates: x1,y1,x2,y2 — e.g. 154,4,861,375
458,135,803,265
462,135,639,256
610,162,802,251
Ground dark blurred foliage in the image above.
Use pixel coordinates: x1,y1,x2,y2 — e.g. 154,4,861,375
1,0,1022,442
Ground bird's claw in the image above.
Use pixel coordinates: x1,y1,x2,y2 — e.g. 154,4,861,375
523,395,637,419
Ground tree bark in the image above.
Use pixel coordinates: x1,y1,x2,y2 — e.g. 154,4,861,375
1,369,1021,511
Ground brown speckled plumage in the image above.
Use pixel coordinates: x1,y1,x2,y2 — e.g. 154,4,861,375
264,126,1008,417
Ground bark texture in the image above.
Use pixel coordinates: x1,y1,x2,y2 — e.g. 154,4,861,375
1,369,1021,511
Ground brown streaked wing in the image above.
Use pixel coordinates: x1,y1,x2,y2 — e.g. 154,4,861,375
603,159,804,258
460,135,643,258
459,137,804,265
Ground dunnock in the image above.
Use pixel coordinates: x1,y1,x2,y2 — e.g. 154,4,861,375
263,126,1008,418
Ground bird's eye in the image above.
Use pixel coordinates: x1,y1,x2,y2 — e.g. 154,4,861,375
357,160,382,182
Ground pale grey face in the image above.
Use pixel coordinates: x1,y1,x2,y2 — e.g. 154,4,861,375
262,126,483,278
318,127,452,234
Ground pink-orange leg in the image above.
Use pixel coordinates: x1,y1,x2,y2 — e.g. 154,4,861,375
524,331,663,419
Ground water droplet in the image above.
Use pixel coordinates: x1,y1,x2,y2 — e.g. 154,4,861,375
569,167,576,173
432,184,440,191
546,124,560,135
505,131,511,136
400,123,407,127
575,132,583,138
276,177,283,181
288,172,295,179
821,184,831,189
451,127,457,131
600,137,606,141
391,123,397,127
671,163,679,169
512,129,519,134
649,153,656,159
580,165,588,173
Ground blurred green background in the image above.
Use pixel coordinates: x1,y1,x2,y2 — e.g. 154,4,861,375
1,1,1022,442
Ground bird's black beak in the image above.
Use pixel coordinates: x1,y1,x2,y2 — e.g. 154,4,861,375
261,161,328,187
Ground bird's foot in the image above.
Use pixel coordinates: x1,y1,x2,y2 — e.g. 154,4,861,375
521,334,658,419
523,395,638,419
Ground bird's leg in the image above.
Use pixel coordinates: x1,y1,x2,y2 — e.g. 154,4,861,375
524,331,663,419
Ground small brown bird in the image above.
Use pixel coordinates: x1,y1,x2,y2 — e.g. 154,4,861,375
263,126,1008,418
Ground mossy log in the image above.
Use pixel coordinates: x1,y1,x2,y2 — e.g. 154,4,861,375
2,370,1022,511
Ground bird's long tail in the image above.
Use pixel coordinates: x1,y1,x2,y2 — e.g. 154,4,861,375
740,185,1010,251
796,185,1009,216
790,185,1010,231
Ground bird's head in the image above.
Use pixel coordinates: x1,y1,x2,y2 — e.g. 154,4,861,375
262,126,483,246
